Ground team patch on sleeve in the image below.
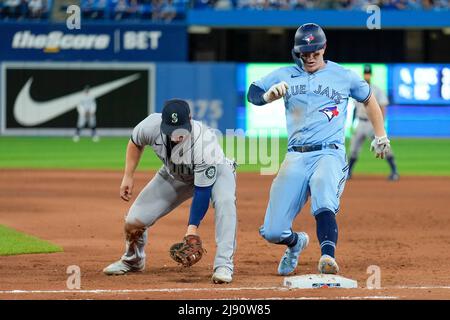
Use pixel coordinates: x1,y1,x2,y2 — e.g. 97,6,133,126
205,166,217,179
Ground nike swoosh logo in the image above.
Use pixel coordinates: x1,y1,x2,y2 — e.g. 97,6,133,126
14,73,141,126
291,74,301,78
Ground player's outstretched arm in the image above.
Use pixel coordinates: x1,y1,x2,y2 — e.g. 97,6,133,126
247,82,289,105
120,140,144,201
365,95,391,159
168,185,211,267
247,84,267,106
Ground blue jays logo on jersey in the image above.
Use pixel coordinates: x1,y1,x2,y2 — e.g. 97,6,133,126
319,106,339,122
303,34,315,44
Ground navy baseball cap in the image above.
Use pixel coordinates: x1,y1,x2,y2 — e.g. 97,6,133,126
364,64,372,74
160,99,192,136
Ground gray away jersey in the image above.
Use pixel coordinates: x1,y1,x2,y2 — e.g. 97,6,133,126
355,84,389,120
131,113,225,187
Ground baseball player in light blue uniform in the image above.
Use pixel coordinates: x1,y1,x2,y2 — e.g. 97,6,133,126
247,23,391,275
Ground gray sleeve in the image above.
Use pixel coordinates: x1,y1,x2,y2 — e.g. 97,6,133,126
131,113,161,147
194,164,217,187
374,85,389,107
193,126,224,187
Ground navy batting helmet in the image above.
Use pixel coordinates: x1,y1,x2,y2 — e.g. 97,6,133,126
293,23,327,54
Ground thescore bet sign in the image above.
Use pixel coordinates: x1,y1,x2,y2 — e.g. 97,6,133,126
0,23,186,61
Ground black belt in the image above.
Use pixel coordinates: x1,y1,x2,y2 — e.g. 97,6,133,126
359,118,369,122
290,144,338,153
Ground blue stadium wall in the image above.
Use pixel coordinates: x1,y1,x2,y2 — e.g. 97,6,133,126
1,19,450,137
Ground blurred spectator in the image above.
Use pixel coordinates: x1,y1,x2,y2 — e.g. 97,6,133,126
316,0,349,9
421,0,435,9
215,0,233,9
160,0,177,21
127,0,140,19
28,0,46,18
95,0,107,18
4,0,26,19
378,0,397,9
151,0,163,20
81,0,96,19
114,0,129,19
406,0,423,9
433,0,449,9
277,0,292,9
194,0,218,8
291,0,315,9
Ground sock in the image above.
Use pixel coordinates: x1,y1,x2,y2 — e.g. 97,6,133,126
278,230,299,248
348,157,357,176
75,127,81,136
92,127,97,137
386,155,397,174
315,210,338,258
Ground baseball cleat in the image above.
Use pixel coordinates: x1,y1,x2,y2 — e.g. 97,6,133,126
72,135,80,143
211,266,233,284
103,260,145,276
388,173,399,181
278,232,309,276
318,254,339,274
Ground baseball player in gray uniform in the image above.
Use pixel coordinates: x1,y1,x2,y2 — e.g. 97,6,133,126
348,65,399,181
73,85,99,142
103,99,237,284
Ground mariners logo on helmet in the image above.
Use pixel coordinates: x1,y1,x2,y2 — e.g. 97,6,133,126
319,106,339,122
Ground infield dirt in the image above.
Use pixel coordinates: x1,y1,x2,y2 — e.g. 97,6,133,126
0,169,449,300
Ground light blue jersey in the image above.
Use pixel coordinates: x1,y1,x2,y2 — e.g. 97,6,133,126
253,61,371,149
252,61,371,251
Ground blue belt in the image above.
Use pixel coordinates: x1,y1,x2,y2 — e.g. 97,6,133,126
289,144,338,153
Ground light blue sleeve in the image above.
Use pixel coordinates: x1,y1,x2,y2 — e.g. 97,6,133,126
348,69,371,103
252,68,283,91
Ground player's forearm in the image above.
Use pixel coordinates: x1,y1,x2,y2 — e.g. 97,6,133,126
188,185,212,227
365,95,387,137
380,105,387,119
124,140,144,177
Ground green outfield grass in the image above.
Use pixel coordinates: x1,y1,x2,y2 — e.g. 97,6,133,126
0,136,449,175
0,225,63,256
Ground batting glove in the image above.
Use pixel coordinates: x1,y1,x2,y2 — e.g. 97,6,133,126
370,135,391,159
263,81,289,103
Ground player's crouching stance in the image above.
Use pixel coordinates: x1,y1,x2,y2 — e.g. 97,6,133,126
247,23,391,276
103,99,237,284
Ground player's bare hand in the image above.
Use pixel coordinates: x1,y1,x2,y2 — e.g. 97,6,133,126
263,81,289,103
370,135,391,159
120,175,134,201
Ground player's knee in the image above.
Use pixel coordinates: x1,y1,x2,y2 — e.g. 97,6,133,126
259,225,283,243
310,172,327,190
213,196,236,211
124,218,146,242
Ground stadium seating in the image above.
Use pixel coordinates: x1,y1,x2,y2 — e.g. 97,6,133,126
0,0,53,20
1,0,448,21
77,0,189,21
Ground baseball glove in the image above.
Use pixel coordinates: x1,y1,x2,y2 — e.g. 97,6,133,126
169,235,206,267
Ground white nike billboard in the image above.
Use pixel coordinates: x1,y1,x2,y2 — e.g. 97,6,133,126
1,62,155,135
